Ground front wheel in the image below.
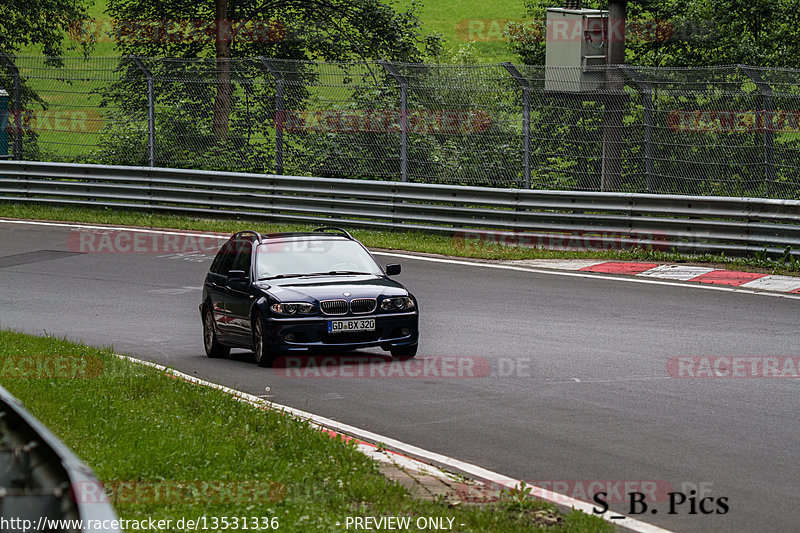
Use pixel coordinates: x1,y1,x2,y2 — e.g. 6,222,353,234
203,308,229,359
389,343,417,359
252,313,275,367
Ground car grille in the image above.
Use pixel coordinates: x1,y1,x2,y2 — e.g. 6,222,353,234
350,298,377,314
320,299,348,315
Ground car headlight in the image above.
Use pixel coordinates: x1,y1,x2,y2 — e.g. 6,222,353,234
380,296,415,311
270,302,316,315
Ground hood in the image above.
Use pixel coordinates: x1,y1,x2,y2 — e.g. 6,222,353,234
255,274,409,302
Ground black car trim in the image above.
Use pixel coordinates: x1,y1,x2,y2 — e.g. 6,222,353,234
263,311,418,323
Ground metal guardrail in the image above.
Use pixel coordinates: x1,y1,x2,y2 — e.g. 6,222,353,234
0,385,122,533
1,161,799,258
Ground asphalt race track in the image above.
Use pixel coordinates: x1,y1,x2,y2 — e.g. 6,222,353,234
1,221,798,533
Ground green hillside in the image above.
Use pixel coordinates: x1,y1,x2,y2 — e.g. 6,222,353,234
22,0,526,63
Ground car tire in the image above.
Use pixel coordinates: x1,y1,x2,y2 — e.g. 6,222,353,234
252,313,275,367
203,308,230,359
389,343,417,359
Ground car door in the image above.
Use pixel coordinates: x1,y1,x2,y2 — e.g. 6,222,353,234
225,239,255,343
206,240,237,339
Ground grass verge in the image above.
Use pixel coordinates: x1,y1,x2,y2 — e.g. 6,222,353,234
0,329,612,532
1,201,798,276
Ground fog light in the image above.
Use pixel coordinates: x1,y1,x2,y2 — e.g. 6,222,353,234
400,328,412,336
285,333,297,342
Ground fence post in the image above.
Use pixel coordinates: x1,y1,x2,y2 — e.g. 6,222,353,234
129,56,155,167
601,65,626,192
259,57,284,174
0,54,22,160
739,65,775,196
379,60,409,182
621,66,655,192
502,62,531,189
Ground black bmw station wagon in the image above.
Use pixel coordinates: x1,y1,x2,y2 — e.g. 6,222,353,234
200,228,419,366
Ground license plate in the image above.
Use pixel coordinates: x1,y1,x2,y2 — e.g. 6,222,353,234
328,319,375,333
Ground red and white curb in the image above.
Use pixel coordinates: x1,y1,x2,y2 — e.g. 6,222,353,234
116,354,672,533
507,259,800,294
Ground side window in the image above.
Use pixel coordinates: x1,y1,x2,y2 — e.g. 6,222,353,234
211,241,237,275
231,240,253,277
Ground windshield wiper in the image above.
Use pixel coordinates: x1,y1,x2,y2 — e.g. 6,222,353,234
259,271,370,281
258,273,306,280
320,270,371,275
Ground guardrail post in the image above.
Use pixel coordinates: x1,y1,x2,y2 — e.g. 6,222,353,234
379,60,409,182
129,56,155,167
0,54,22,160
502,62,531,189
259,57,284,174
621,66,655,192
739,65,775,196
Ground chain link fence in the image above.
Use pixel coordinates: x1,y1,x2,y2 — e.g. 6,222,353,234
2,55,800,198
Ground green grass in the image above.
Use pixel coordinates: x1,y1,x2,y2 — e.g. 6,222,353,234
1,201,798,275
394,0,526,63
0,329,613,532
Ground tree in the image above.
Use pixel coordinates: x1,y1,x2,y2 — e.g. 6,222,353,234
105,0,442,140
0,0,90,58
507,0,800,67
0,0,91,158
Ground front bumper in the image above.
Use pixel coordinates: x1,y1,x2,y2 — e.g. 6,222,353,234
264,311,419,353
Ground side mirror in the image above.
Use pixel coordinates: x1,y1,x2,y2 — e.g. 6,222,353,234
385,264,401,276
228,270,248,283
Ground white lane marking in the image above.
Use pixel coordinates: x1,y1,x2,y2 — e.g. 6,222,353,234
637,264,717,281
740,275,800,292
505,259,607,270
115,353,673,533
547,376,672,385
148,286,202,295
372,251,800,300
0,219,230,240
2,218,798,300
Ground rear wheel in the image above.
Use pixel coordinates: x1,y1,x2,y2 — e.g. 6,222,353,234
252,313,275,367
203,308,229,358
389,343,417,360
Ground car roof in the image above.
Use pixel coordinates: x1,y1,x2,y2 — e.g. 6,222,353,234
231,227,356,243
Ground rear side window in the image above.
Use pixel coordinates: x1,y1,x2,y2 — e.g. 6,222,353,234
210,241,237,274
231,241,253,275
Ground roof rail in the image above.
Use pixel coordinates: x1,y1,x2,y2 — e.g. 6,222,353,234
313,227,354,240
234,230,262,243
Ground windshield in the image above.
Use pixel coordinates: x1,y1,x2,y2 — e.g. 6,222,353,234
256,239,384,279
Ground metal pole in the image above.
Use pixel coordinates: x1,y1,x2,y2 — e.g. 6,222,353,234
739,65,775,196
622,66,655,192
0,55,22,160
259,57,284,174
129,56,155,167
379,60,409,182
602,1,627,192
502,62,531,188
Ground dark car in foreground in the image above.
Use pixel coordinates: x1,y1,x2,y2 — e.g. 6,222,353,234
200,227,419,366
